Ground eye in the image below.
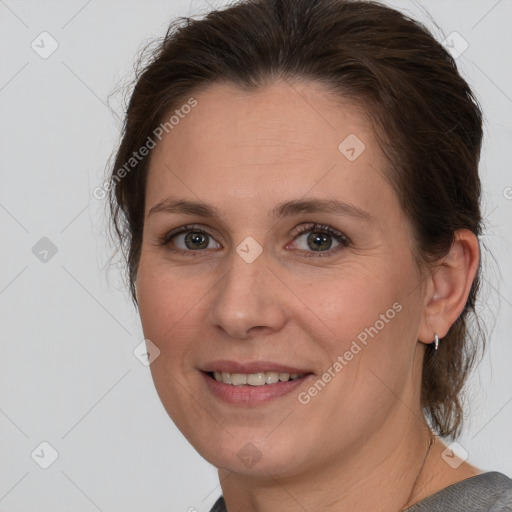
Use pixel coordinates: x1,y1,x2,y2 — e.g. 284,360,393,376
289,223,350,257
160,224,221,255
159,222,350,258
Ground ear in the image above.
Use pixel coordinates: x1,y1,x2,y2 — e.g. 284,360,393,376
418,229,480,345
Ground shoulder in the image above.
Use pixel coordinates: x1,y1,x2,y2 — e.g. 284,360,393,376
406,471,512,512
208,473,512,512
209,496,227,512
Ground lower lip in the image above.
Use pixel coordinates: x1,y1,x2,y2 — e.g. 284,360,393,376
202,372,313,405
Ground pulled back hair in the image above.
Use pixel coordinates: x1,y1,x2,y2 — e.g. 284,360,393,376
108,0,485,439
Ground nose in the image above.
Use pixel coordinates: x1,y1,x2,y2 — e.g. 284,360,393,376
206,246,288,340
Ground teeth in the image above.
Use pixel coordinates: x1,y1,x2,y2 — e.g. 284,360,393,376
247,372,265,386
212,371,305,386
265,371,279,384
231,373,247,385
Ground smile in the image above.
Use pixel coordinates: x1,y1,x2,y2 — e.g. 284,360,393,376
201,369,314,405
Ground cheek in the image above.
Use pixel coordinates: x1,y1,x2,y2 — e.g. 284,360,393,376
135,259,208,429
301,264,405,348
301,257,421,395
136,257,201,360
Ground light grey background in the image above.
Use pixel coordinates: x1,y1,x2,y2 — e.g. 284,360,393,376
1,0,511,511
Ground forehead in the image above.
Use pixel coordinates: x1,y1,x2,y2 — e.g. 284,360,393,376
145,79,393,221
152,79,374,162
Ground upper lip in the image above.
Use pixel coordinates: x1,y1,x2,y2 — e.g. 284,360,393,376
201,360,313,375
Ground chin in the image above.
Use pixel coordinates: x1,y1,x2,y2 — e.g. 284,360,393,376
191,430,308,478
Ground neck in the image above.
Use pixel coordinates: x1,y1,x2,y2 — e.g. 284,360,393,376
218,413,435,512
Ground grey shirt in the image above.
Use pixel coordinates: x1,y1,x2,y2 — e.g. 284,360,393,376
209,472,512,511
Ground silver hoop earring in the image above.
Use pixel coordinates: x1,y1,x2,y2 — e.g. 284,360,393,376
434,333,439,351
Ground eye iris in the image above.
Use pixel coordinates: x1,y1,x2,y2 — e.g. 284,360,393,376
185,232,209,250
307,232,332,251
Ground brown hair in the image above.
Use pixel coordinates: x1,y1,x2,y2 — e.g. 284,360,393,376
107,0,485,439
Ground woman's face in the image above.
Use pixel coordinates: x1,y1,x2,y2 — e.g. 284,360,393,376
136,80,428,477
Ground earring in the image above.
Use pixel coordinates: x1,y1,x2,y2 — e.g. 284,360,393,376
433,333,439,351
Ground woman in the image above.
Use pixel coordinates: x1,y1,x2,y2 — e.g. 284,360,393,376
107,0,512,510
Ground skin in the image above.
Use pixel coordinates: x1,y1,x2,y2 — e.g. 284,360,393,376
136,79,481,512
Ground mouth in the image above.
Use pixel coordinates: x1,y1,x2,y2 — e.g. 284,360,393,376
200,361,314,405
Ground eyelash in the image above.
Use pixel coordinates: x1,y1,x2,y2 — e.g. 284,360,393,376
158,223,351,258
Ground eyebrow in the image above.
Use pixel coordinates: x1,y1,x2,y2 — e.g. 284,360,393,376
148,197,375,223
